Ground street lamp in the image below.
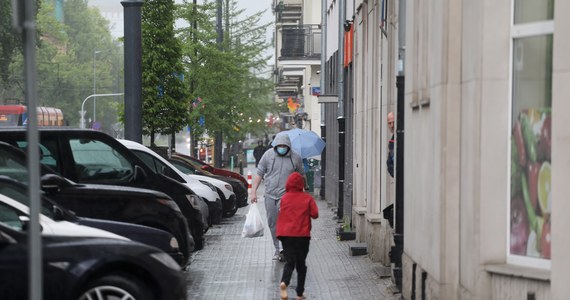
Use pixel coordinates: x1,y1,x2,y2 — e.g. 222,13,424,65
80,93,124,129
93,50,103,123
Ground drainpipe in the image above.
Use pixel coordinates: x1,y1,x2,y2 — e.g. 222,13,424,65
392,0,406,291
320,0,327,199
337,0,345,220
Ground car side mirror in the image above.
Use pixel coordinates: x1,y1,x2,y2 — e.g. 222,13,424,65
52,205,67,221
201,165,210,171
133,165,148,183
40,173,70,194
19,215,42,232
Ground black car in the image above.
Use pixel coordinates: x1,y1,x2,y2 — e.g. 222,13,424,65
0,136,199,257
0,128,206,250
0,221,186,300
0,175,185,265
169,154,249,209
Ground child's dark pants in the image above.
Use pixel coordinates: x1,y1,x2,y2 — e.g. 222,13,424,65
280,236,310,297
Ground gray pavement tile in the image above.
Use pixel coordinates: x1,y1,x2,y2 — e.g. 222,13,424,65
185,179,401,300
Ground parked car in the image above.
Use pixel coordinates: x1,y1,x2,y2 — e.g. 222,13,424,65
169,154,249,210
117,140,213,227
175,152,248,189
0,193,127,240
119,139,238,220
0,221,186,300
0,176,185,265
0,141,193,263
0,128,206,250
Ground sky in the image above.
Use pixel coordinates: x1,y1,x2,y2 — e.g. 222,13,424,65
89,0,275,62
89,0,274,49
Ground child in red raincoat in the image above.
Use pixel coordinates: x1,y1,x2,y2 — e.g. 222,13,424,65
276,172,319,300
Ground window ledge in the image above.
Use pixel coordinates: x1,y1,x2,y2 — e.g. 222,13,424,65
354,206,366,215
485,264,550,282
366,213,382,223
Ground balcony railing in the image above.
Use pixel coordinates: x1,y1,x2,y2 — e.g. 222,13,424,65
279,25,321,60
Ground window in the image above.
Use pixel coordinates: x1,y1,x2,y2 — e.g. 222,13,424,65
69,138,133,183
14,140,60,173
170,160,198,175
509,0,553,268
0,148,29,183
0,203,23,231
131,151,185,182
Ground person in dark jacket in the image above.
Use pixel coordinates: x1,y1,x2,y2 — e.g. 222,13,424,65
387,111,395,177
276,172,319,300
253,140,265,167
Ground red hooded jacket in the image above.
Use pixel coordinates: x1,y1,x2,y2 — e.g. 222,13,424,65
276,172,319,238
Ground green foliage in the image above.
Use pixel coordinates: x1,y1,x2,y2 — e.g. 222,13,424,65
343,216,351,232
0,0,18,86
142,0,189,142
0,0,41,89
1,0,122,133
176,0,274,145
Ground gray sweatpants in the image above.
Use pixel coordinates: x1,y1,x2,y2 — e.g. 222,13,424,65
264,194,281,252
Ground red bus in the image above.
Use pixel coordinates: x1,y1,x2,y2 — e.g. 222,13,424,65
0,105,65,126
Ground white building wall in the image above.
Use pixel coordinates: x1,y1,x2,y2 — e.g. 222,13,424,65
548,0,570,299
401,0,570,299
403,0,461,298
325,0,339,59
350,0,399,264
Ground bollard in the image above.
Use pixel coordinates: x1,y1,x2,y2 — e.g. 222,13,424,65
247,170,252,192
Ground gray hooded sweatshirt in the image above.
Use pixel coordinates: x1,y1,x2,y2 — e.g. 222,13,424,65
257,133,304,199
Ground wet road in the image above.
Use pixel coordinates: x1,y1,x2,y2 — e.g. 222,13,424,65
184,173,400,300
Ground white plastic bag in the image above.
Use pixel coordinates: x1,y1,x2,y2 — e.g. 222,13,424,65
241,203,264,238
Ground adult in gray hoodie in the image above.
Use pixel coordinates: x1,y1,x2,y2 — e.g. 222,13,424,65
250,133,305,259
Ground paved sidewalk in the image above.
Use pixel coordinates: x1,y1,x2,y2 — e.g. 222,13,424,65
185,180,401,299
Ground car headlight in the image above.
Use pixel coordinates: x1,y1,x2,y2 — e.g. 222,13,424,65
224,184,233,192
170,237,179,251
150,252,181,270
185,194,199,208
199,180,217,192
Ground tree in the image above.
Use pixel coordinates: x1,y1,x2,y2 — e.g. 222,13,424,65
0,0,41,97
142,0,189,146
176,0,274,155
2,0,122,133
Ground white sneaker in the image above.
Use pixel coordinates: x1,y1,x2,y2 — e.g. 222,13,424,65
273,251,280,260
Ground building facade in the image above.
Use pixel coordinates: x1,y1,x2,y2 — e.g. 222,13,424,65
321,0,569,299
273,0,322,136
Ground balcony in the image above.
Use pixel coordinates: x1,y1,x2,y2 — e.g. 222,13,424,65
273,66,304,99
274,0,302,25
278,25,321,61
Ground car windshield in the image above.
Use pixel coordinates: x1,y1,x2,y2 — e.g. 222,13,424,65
170,159,214,176
0,183,54,218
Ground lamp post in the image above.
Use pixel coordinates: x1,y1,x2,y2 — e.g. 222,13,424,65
93,50,103,122
80,93,124,129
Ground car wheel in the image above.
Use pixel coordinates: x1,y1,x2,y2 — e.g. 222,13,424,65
194,236,204,250
191,224,205,251
223,206,238,218
79,274,153,300
210,209,222,225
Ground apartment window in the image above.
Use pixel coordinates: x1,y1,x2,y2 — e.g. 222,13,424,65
509,0,553,268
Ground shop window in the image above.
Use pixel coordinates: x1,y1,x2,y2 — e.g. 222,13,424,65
509,0,553,269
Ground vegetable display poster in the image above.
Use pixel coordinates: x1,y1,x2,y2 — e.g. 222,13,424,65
510,108,551,259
